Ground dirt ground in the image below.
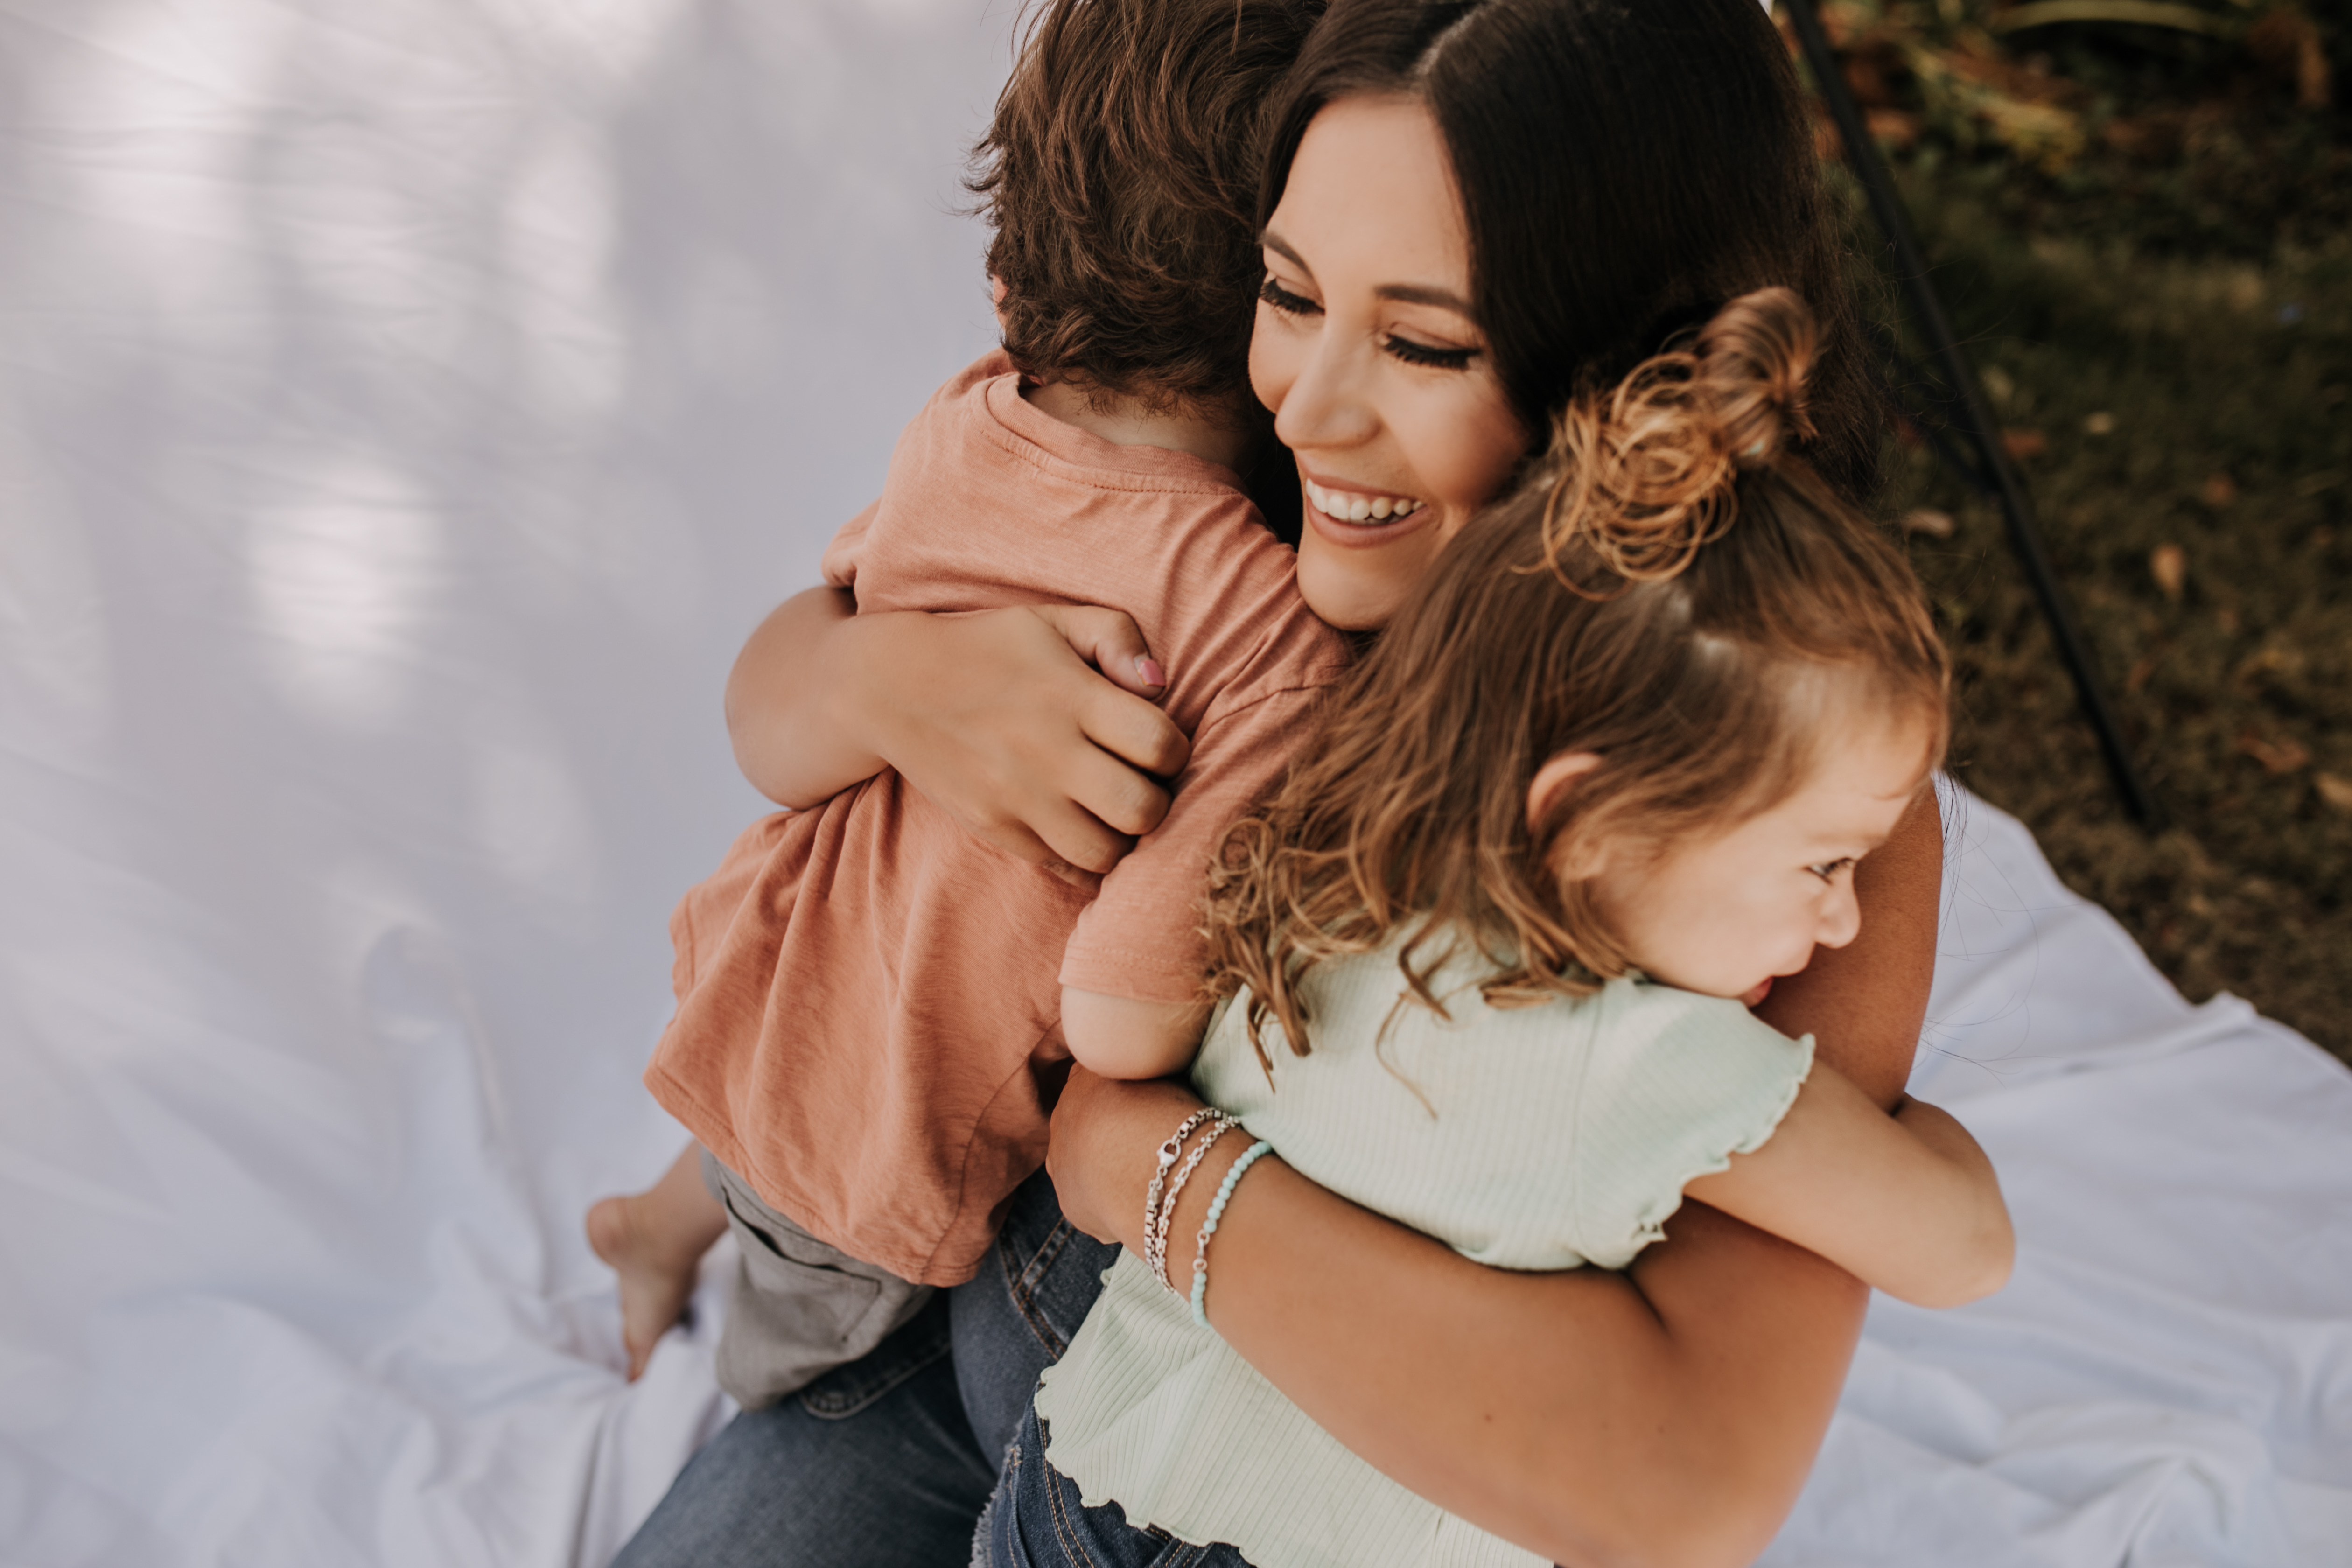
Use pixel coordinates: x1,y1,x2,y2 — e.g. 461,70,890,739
1807,3,2350,1060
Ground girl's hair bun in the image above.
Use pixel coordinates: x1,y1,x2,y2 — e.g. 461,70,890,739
1541,286,1821,585
1697,285,1819,472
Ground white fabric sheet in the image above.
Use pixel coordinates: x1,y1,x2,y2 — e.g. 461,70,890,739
0,4,2344,1566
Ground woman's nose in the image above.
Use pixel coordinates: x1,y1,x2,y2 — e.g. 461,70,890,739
1269,326,1378,455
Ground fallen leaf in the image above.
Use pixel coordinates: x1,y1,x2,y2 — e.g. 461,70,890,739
2083,410,2115,435
2317,773,2352,814
1900,507,1956,539
2234,644,2305,684
2201,473,2238,508
2003,428,2048,460
1866,108,1921,148
2149,543,2186,601
2237,730,2311,775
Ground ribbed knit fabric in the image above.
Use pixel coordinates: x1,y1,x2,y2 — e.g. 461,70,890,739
1034,928,1815,1568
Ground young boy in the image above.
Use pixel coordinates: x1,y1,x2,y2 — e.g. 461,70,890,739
587,0,1343,1404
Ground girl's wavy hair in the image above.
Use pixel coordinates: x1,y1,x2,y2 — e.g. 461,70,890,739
1203,289,1950,1070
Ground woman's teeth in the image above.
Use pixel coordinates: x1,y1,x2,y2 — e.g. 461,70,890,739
1305,480,1423,525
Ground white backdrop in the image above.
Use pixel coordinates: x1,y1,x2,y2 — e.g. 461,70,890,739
1,4,2345,1566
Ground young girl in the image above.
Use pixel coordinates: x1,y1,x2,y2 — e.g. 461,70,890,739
987,289,2013,1568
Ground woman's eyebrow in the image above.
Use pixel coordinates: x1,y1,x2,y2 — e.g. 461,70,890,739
1261,230,1314,278
1261,231,1474,317
1374,282,1474,315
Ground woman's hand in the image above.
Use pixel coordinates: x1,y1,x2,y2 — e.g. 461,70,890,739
724,589,1193,879
1047,1066,1206,1246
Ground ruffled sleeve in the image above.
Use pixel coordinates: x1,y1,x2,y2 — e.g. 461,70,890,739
1566,982,1814,1270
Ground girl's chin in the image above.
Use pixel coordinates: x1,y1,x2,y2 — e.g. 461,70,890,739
1738,976,1776,1008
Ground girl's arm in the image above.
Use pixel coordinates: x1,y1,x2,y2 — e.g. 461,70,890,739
722,588,1191,877
1682,1069,2013,1309
1047,786,1946,1568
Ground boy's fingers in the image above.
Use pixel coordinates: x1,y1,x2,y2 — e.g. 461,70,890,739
1024,795,1138,879
1081,686,1190,781
1060,746,1173,840
1033,604,1167,695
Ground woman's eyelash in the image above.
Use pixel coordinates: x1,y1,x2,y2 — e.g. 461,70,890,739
1258,273,1480,371
1258,275,1319,315
1384,334,1479,371
1807,858,1857,882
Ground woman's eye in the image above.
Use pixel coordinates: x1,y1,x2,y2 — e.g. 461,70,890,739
1807,858,1856,883
1383,334,1480,371
1258,274,1320,316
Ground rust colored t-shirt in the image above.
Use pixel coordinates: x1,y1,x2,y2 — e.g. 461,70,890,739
644,354,1348,1286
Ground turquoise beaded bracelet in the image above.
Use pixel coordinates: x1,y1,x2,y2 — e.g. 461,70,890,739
1189,1139,1275,1330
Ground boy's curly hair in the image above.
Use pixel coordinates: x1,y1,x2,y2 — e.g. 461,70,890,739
970,0,1323,413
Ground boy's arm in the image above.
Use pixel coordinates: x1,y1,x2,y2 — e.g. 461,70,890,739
722,587,1190,872
1682,1064,2014,1308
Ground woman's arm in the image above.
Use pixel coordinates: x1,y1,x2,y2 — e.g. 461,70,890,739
722,587,1193,877
1683,1067,2013,1309
1047,787,1947,1568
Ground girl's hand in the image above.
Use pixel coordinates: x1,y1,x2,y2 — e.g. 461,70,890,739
724,589,1192,880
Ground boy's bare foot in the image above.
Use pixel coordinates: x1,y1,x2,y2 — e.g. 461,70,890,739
586,1193,705,1381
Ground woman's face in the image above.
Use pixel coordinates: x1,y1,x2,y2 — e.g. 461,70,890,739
1251,95,1529,631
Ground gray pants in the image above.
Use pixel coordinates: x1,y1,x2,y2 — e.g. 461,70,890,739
700,1150,936,1410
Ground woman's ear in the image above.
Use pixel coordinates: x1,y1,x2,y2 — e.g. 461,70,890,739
1526,751,1601,834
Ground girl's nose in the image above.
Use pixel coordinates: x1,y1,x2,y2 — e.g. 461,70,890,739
1816,882,1863,950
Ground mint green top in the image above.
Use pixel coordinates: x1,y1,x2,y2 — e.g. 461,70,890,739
1033,928,1815,1568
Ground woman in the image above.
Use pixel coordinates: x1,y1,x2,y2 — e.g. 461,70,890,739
619,2,1936,1564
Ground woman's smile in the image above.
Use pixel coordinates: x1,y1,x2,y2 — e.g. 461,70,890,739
1301,475,1425,525
1298,466,1429,545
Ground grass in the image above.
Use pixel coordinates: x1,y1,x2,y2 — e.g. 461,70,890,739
1806,2,2352,1060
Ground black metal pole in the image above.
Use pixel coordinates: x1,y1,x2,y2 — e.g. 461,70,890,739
1780,0,2164,829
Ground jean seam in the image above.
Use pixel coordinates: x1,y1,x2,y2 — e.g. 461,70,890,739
1044,1450,1106,1568
796,1312,952,1418
1001,1221,1076,1359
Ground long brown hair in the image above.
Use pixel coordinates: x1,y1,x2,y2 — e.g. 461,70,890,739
1204,290,1948,1068
1260,0,1885,503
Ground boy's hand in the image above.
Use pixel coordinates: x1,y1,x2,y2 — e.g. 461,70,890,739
725,590,1190,881
858,604,1190,882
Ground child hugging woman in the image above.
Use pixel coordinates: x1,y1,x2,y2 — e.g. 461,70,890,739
620,2,1971,1563
985,289,2014,1568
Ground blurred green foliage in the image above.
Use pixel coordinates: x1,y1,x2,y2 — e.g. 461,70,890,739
1796,1,2352,1058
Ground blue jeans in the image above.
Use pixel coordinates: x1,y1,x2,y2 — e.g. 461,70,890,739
977,1405,1251,1568
611,1171,1121,1567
